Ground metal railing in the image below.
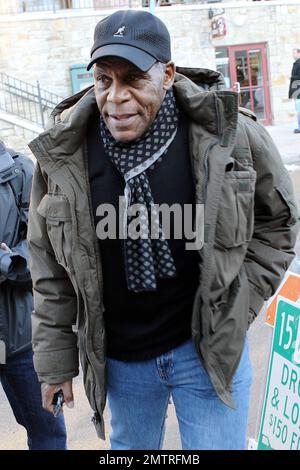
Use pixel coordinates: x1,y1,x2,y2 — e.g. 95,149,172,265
1,1,283,14
0,0,226,15
0,73,63,128
0,0,142,14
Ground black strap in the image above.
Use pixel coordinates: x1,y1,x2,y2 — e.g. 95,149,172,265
8,173,23,212
7,154,24,212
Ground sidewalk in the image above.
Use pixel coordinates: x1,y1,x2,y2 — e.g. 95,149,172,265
265,122,300,165
266,122,300,218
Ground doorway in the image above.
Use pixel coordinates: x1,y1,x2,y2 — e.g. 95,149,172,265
215,43,272,125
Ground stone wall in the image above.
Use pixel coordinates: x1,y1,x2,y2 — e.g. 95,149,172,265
0,119,37,158
0,0,19,14
0,2,300,124
208,2,300,123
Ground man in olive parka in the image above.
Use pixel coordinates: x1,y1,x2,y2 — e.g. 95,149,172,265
28,11,299,450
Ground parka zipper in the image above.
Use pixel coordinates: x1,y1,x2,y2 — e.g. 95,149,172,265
201,93,223,205
82,141,104,303
214,92,222,141
57,142,105,436
81,140,106,434
202,140,218,205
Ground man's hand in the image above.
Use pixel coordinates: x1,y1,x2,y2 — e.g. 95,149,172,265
0,243,12,253
41,380,74,414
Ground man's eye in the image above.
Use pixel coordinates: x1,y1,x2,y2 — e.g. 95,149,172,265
96,75,110,84
127,74,142,82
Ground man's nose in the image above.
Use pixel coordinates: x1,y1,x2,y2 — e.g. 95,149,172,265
107,81,130,104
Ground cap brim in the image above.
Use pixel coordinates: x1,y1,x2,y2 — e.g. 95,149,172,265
86,44,157,72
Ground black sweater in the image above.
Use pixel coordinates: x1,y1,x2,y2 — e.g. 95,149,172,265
87,112,200,361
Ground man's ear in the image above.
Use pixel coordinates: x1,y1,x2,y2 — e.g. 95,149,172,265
163,62,176,90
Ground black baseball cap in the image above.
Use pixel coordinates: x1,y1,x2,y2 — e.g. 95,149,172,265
87,10,171,72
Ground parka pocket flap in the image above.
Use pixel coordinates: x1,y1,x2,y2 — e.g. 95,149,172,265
275,171,299,225
37,194,71,222
224,169,256,180
215,168,256,248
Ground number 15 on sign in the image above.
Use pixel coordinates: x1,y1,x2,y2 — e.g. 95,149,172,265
258,298,300,450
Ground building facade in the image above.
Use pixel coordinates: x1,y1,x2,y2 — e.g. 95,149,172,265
0,1,299,132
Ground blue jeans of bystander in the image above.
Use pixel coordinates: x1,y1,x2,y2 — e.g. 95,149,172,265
0,349,67,450
295,99,300,130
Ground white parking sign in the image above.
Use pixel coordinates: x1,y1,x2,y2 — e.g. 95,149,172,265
258,297,300,450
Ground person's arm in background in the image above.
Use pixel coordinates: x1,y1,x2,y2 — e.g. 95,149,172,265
0,242,28,281
0,155,33,288
243,117,300,325
27,162,78,412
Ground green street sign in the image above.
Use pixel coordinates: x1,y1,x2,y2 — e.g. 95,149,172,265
258,297,300,450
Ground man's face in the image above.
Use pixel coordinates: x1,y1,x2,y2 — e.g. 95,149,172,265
292,49,300,60
94,57,175,143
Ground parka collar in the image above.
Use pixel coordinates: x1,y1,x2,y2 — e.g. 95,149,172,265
29,67,239,164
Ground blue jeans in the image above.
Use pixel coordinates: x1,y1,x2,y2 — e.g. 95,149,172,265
295,99,300,129
0,349,67,450
107,338,252,450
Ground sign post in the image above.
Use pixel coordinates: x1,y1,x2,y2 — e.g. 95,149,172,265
258,297,300,450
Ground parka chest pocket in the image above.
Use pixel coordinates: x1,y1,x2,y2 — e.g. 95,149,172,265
37,194,73,270
216,168,256,249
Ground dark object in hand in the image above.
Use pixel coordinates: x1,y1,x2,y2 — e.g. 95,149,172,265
52,390,64,418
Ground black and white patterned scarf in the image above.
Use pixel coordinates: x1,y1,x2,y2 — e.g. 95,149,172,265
100,89,179,292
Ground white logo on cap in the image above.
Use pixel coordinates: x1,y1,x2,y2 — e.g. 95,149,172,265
113,26,125,37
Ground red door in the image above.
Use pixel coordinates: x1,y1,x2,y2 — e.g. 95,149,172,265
215,43,272,125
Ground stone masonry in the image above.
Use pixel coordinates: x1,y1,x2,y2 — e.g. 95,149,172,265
0,1,300,131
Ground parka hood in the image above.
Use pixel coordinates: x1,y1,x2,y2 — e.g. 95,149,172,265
30,66,238,159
